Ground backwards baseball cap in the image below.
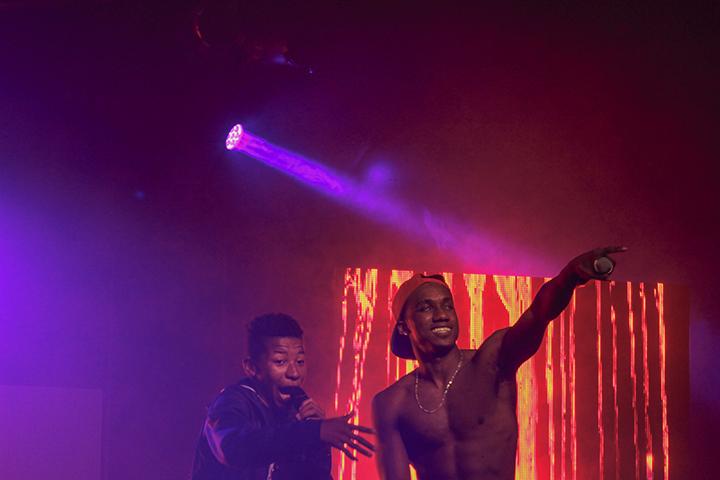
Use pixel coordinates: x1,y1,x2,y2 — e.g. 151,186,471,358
390,273,449,359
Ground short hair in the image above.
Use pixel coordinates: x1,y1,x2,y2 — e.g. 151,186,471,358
247,313,304,360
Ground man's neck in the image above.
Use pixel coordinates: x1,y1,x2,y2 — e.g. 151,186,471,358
417,346,462,388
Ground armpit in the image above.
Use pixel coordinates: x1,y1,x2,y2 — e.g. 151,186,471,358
472,327,510,367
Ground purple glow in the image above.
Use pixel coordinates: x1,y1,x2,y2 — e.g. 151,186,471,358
226,125,345,194
225,125,547,273
365,163,393,186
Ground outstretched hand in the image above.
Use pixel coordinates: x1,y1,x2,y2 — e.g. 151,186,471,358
320,411,375,461
567,246,628,285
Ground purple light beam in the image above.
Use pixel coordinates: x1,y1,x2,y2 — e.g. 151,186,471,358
225,124,548,274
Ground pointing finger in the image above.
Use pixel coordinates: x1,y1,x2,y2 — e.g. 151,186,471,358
602,246,628,255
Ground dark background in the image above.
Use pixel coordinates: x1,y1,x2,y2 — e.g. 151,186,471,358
1,1,718,478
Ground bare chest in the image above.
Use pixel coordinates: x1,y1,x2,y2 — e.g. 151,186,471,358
398,368,517,455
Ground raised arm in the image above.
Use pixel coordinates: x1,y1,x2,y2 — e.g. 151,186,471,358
372,392,411,480
498,246,627,373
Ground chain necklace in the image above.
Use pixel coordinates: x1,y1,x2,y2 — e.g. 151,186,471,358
414,350,464,414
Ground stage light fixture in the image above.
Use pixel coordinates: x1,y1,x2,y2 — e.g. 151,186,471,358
225,124,244,150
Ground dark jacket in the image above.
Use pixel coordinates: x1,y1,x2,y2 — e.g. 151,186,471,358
192,378,332,480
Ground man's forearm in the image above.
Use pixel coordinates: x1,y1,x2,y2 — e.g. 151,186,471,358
499,248,623,372
497,266,580,372
528,266,580,323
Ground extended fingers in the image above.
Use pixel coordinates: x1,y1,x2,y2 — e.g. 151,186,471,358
347,442,373,458
349,423,375,434
330,430,375,460
351,433,376,452
335,436,372,458
339,445,357,461
341,412,375,433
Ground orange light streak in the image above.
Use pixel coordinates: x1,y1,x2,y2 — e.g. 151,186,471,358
569,294,577,480
628,282,640,480
336,268,378,480
545,318,555,480
597,282,605,480
349,269,378,416
495,276,537,480
336,268,352,412
389,270,414,384
611,283,620,480
442,272,454,291
464,274,487,347
336,270,353,480
655,283,669,479
640,283,653,480
560,309,567,480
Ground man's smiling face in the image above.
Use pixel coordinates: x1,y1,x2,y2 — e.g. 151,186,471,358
402,282,459,358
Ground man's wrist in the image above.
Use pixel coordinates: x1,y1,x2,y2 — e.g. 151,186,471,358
557,264,582,289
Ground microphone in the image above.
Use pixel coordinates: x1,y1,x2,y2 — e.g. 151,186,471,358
279,386,309,411
593,257,614,275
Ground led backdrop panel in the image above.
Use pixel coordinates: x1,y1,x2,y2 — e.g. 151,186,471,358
332,269,689,480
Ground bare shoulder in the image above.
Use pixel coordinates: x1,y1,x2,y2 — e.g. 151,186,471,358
372,372,414,423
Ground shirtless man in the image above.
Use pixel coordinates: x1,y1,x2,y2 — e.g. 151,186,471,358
372,247,626,480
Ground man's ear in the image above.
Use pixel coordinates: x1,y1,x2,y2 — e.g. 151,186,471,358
242,357,258,378
397,319,409,336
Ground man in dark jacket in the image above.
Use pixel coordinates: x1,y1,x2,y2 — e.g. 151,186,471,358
192,313,374,480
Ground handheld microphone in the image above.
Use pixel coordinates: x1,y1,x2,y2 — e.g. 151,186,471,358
593,257,614,275
279,386,309,411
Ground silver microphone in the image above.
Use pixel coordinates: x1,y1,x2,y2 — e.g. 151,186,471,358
593,257,614,275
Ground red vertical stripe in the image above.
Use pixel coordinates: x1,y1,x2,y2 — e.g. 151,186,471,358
597,282,605,480
611,285,620,480
569,294,577,480
546,319,555,480
560,310,567,479
640,283,654,480
628,282,640,480
655,284,669,479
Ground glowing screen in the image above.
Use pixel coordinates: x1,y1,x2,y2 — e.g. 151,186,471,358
332,269,688,480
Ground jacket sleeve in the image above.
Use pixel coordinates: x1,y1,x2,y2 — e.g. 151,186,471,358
300,441,332,479
203,388,325,468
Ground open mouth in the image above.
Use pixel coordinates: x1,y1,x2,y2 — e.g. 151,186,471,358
431,326,453,336
278,385,303,402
